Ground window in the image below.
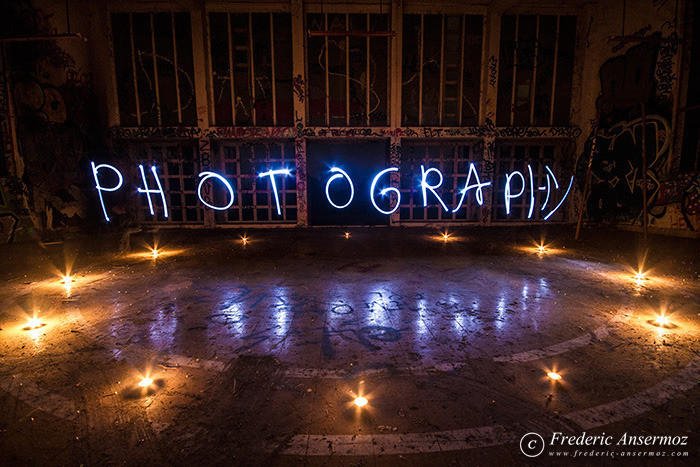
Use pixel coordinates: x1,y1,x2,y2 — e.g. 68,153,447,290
493,142,568,221
208,12,293,126
306,13,390,127
399,141,485,222
496,15,577,126
111,12,197,127
134,142,203,223
215,140,297,223
402,14,483,126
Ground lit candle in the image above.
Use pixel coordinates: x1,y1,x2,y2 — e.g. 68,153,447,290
24,314,45,331
353,396,368,407
26,317,43,329
655,315,669,326
138,377,153,388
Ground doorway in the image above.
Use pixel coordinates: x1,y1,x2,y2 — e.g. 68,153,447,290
306,140,390,226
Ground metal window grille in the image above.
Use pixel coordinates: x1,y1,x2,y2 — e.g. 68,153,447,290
306,13,390,127
134,142,203,224
215,140,297,223
208,12,294,126
496,15,577,126
401,14,483,127
398,141,484,222
111,12,197,127
492,142,567,221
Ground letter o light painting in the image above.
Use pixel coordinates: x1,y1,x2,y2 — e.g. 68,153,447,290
325,167,355,209
197,172,235,211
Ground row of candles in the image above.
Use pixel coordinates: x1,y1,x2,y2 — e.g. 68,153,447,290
19,230,676,405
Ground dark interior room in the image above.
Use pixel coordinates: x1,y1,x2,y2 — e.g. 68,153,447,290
0,0,698,464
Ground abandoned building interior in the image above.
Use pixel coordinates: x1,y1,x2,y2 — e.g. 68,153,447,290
1,0,699,464
0,0,697,235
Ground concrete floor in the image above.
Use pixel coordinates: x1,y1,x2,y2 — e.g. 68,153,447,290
0,226,698,465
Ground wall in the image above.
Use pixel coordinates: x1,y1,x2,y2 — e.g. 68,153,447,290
573,0,699,231
1,0,99,237
0,0,696,239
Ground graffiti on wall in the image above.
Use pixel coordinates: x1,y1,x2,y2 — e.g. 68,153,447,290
0,176,32,243
4,0,98,233
0,55,27,242
586,115,671,222
107,124,582,141
580,29,695,231
654,172,700,231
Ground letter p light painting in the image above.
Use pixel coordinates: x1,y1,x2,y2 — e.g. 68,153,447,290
91,162,123,222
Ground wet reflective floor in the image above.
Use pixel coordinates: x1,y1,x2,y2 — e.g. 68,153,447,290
0,227,698,464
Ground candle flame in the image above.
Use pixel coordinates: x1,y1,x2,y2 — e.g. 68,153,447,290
61,275,73,293
138,377,153,388
353,396,368,407
24,315,44,330
655,315,669,326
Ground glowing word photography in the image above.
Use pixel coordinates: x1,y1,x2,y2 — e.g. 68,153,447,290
0,0,698,465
